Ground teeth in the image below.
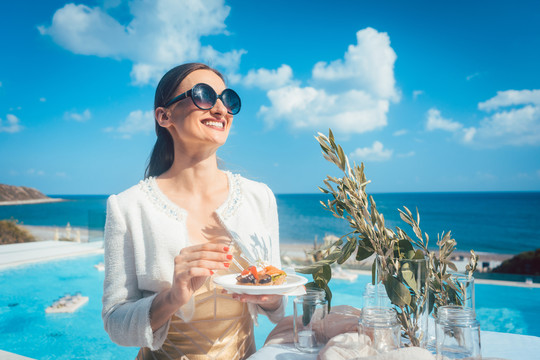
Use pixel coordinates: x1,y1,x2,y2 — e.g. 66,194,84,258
203,121,224,129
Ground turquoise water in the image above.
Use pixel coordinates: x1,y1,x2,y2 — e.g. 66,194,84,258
1,254,539,359
1,192,539,254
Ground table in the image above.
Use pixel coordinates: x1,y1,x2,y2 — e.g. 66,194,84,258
247,331,540,360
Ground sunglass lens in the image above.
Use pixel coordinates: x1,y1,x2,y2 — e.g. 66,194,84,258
192,84,216,110
222,89,241,115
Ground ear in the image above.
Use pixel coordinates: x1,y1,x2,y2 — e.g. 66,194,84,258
155,107,172,128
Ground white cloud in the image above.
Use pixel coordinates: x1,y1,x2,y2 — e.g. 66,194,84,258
242,65,295,90
463,89,540,146
478,89,540,111
393,129,408,136
107,110,154,138
64,109,91,122
39,0,244,85
0,81,2,87
472,105,540,146
259,86,389,133
258,28,399,134
466,72,480,81
462,127,476,143
425,108,480,144
27,169,45,176
0,114,23,133
350,141,393,162
312,28,399,101
40,98,47,102
426,108,463,132
413,90,424,100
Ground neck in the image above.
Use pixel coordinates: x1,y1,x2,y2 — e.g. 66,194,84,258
158,143,223,195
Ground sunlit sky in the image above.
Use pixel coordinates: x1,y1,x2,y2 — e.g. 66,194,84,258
1,0,539,195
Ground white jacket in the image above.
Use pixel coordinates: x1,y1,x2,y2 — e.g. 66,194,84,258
102,172,285,350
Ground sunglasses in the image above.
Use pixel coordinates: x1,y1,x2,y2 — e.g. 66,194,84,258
165,83,241,115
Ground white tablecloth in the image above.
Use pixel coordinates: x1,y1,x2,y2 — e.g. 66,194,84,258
247,331,540,360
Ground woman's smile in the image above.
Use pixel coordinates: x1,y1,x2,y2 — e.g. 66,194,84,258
201,118,225,130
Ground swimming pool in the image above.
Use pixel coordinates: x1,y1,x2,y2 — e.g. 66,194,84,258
1,254,539,359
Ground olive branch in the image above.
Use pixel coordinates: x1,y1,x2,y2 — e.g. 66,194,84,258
297,129,478,346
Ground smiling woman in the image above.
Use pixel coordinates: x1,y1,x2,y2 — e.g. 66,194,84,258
101,63,285,360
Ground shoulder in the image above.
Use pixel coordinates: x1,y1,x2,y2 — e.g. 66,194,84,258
107,178,151,209
231,172,276,211
234,173,274,198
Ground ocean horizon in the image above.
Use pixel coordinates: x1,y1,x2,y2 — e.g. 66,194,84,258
1,191,539,255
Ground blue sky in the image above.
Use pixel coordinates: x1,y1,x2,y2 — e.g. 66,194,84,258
1,0,539,195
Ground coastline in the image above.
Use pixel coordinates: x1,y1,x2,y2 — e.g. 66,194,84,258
0,198,65,206
2,224,536,288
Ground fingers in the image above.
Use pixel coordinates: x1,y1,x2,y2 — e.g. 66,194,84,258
175,243,231,271
180,242,230,255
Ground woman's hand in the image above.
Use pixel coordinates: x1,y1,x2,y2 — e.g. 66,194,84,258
151,243,230,331
168,243,231,307
231,293,283,312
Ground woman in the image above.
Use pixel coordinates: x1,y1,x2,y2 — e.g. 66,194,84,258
102,63,285,359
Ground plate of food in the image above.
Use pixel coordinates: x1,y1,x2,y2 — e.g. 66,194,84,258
213,265,308,295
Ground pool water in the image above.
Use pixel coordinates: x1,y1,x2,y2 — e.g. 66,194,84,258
1,255,539,359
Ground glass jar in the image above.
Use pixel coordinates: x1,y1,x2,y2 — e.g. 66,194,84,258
293,288,328,353
449,273,475,310
436,305,481,359
363,283,392,309
359,307,401,353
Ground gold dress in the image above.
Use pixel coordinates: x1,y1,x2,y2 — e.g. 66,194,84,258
136,251,255,360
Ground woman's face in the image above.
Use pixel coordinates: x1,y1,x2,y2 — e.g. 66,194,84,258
165,69,233,151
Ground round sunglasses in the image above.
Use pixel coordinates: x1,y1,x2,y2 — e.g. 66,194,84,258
165,83,241,115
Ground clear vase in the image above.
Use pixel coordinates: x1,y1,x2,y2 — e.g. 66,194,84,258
428,272,476,351
375,256,430,348
293,288,328,353
435,305,481,359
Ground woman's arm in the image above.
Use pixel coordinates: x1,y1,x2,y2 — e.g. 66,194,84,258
102,195,168,350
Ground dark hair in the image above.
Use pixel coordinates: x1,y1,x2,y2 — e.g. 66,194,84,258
144,63,225,178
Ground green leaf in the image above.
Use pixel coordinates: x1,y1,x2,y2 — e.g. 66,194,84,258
356,242,373,261
394,239,414,259
337,238,357,264
337,145,346,171
446,261,458,272
401,267,417,293
302,298,316,326
371,259,377,285
384,275,412,307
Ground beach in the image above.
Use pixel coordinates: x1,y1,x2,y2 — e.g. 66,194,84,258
0,198,65,206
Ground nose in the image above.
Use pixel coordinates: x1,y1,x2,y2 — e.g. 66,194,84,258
211,97,228,116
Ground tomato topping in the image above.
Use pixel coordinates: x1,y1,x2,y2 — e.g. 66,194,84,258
249,266,259,280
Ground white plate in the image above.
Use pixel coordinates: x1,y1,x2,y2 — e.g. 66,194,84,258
213,273,308,295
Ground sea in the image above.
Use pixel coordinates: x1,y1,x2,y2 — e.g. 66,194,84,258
1,192,539,255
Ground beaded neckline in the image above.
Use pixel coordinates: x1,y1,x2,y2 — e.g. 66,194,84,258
139,171,243,222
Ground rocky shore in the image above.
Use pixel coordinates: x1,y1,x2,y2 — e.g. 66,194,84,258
0,183,65,206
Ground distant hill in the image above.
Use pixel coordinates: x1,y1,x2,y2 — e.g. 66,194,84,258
0,183,51,202
492,248,540,276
